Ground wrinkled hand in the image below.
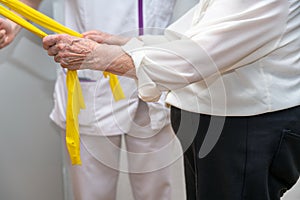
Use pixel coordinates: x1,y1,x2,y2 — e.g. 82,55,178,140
83,30,130,46
43,34,125,71
0,18,21,49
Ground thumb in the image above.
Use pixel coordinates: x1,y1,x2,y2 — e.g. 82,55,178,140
0,19,9,33
0,22,7,40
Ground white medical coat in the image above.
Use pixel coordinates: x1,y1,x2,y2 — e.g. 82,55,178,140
50,0,176,136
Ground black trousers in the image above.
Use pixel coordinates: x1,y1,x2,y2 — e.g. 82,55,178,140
171,106,300,200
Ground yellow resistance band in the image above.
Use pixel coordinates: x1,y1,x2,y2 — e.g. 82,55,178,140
0,0,125,165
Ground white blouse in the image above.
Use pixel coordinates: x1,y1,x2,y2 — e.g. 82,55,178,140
123,0,300,116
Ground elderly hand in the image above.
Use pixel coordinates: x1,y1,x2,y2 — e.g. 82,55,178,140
42,34,135,77
43,34,98,70
83,30,130,46
0,18,21,49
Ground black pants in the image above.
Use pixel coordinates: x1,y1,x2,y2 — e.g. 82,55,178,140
171,106,300,200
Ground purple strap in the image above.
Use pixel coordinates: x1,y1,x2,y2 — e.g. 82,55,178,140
138,0,144,35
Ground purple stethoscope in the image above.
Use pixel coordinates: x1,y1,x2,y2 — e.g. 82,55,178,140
63,0,144,82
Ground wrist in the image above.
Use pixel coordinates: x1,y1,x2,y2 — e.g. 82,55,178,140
104,45,136,78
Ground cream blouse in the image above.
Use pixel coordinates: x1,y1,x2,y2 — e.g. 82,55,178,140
123,0,300,116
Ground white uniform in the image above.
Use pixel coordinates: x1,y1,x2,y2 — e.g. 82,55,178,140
51,0,175,136
50,0,186,199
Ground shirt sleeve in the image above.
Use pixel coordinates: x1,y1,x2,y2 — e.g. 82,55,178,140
122,0,288,102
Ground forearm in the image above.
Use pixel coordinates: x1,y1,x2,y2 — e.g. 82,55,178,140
89,44,137,78
42,33,137,78
105,50,136,79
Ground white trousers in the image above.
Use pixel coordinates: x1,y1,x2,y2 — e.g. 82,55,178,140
62,102,186,200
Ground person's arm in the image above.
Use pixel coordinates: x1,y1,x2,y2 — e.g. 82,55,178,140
42,0,288,101
0,0,42,48
122,0,289,101
42,33,137,78
82,30,130,46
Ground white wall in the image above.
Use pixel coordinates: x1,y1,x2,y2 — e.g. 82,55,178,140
283,180,300,200
0,1,64,200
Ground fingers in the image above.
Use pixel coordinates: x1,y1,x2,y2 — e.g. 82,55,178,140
43,34,60,50
47,42,68,56
59,56,83,71
42,34,71,50
84,35,105,43
54,52,84,64
0,29,8,49
0,19,20,49
82,30,111,44
82,30,104,37
0,29,6,41
43,34,78,57
42,34,99,70
61,63,80,70
0,19,7,49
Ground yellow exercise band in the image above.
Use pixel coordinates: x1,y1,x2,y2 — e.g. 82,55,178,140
0,0,125,165
0,5,47,37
